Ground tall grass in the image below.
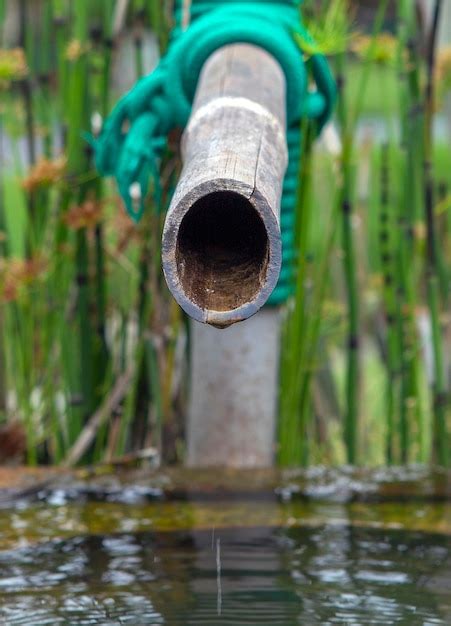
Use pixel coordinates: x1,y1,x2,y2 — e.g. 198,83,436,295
0,0,181,465
0,0,449,467
279,0,450,466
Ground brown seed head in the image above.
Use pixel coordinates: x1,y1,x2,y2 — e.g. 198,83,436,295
351,33,398,66
0,48,28,89
65,39,89,61
0,256,48,303
64,198,103,230
22,156,67,192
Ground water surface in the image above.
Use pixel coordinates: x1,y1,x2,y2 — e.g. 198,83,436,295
0,466,449,625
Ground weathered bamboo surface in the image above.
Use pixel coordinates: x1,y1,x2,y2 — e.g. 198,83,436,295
162,43,288,327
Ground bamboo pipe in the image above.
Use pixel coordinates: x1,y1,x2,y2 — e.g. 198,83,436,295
162,43,288,327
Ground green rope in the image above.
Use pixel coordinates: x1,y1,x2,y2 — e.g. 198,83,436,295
94,0,336,305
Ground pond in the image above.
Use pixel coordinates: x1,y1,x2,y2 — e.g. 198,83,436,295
0,466,450,625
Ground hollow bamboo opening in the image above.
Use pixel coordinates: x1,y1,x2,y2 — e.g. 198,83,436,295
175,191,269,312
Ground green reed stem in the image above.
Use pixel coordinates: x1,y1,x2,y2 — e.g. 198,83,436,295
435,181,450,304
400,0,430,462
337,0,389,464
423,0,449,466
378,144,397,463
336,54,358,464
0,118,6,420
278,122,315,465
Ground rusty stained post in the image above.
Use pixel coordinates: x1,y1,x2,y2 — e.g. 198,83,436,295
162,43,288,328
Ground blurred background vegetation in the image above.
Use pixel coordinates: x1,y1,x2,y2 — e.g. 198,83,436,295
0,0,449,467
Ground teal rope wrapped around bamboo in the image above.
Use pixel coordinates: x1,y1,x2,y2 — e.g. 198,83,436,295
94,0,336,305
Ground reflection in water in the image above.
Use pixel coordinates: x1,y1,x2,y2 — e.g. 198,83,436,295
0,523,450,625
216,537,222,617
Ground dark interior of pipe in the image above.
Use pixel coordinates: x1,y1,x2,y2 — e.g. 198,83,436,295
176,191,269,312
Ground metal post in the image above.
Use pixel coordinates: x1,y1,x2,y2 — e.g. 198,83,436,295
162,43,288,327
187,308,281,467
